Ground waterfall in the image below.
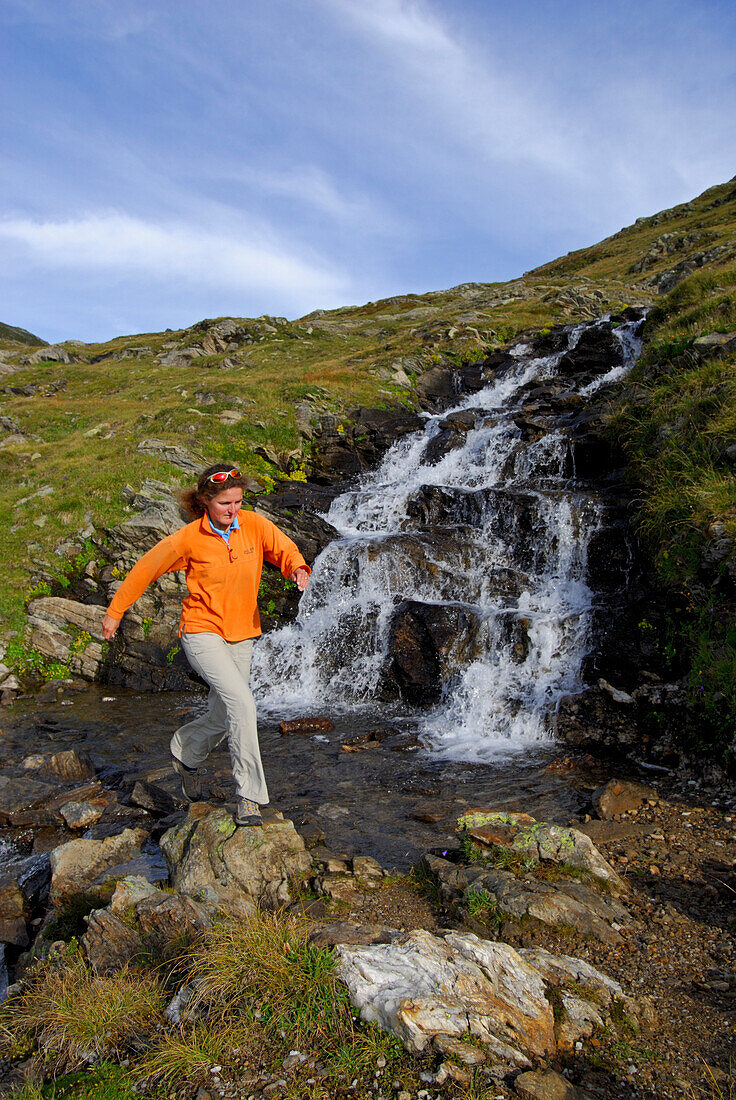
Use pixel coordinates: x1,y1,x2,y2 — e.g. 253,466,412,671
252,317,643,761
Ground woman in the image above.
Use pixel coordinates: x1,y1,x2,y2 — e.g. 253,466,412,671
101,464,310,826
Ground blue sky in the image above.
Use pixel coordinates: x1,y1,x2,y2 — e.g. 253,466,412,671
2,0,736,344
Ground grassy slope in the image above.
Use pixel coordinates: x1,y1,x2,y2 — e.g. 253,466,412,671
0,280,642,632
2,176,736,749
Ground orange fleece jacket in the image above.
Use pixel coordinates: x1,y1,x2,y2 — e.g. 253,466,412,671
105,511,309,641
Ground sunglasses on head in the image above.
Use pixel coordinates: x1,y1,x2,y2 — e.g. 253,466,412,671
206,468,241,484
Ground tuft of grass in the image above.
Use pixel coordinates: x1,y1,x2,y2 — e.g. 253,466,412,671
5,948,165,1072
188,910,357,1049
139,1020,253,1090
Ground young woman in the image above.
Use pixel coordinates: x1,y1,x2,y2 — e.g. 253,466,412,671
100,464,310,826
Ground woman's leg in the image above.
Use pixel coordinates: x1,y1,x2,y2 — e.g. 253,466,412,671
174,632,268,804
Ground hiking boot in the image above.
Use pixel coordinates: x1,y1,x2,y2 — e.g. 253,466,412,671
235,796,263,827
171,755,203,802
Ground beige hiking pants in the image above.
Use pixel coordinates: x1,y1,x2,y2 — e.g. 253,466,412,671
170,632,269,804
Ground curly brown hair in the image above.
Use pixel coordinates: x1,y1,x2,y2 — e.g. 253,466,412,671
180,464,244,519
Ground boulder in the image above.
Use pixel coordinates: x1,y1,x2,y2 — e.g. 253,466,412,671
592,779,657,820
29,344,74,364
457,812,626,895
423,853,629,947
26,597,105,681
83,908,144,973
83,875,212,973
160,805,312,916
136,439,208,476
49,827,148,901
336,927,635,1073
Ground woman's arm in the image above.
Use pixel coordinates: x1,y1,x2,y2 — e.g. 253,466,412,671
103,532,187,637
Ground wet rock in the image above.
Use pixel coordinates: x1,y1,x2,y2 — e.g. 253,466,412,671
556,687,639,753
279,717,335,735
592,779,657,820
49,827,148,900
254,502,339,564
0,853,50,946
309,408,424,484
415,367,458,408
22,749,96,783
59,800,106,829
387,600,484,704
130,781,180,816
160,805,311,917
0,775,59,826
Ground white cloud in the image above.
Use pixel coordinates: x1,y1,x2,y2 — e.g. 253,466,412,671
0,212,350,303
322,0,582,177
221,163,402,234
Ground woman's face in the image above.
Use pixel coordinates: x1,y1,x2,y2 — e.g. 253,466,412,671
207,488,243,529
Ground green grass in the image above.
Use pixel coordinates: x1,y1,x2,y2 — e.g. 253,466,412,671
7,1064,136,1100
2,947,165,1073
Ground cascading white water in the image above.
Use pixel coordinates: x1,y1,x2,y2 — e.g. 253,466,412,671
252,318,643,761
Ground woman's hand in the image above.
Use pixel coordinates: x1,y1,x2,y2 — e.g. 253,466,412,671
291,567,310,592
101,613,121,641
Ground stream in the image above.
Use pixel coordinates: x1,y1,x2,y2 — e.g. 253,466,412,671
1,316,643,870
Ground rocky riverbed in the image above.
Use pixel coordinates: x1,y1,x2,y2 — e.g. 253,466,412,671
0,682,734,1099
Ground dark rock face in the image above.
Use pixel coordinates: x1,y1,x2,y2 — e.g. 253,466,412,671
308,408,425,485
387,601,483,704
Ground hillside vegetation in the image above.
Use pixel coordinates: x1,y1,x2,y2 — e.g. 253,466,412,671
2,176,736,751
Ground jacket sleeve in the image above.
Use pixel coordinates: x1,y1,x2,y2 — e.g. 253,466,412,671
106,531,187,621
256,514,310,580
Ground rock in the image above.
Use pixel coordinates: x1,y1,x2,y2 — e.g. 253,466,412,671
25,749,96,782
432,1034,487,1065
0,774,59,826
59,800,106,829
457,811,626,895
514,1069,588,1100
130,781,180,816
555,687,639,752
422,852,630,946
160,805,312,916
26,597,105,681
83,876,213,973
307,922,402,948
29,344,74,364
0,853,50,947
136,439,208,476
592,779,657,820
279,717,335,735
83,908,144,973
254,501,339,564
336,929,553,1065
0,880,30,946
387,600,484,704
49,827,148,900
